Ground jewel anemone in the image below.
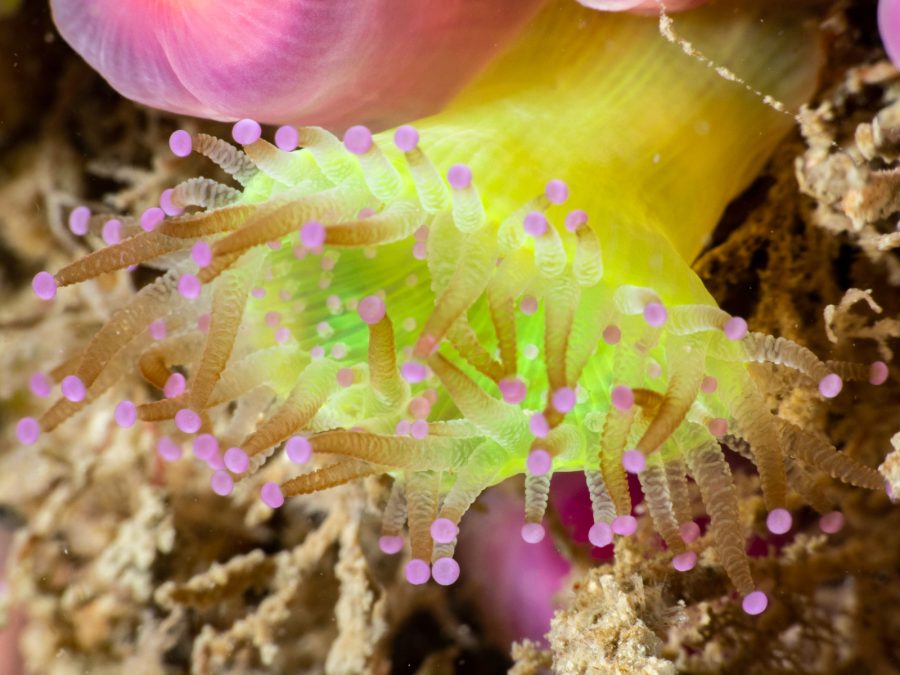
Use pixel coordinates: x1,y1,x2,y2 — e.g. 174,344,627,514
23,1,890,614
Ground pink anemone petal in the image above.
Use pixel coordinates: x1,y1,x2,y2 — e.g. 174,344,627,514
577,0,708,14
50,0,544,130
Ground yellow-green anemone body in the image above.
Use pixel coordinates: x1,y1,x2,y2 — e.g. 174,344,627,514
41,0,887,599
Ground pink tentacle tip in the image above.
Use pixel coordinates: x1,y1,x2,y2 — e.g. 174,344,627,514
588,522,613,548
527,449,552,476
611,385,634,411
408,396,432,419
564,209,588,232
401,361,428,383
178,274,202,300
16,417,40,445
432,557,461,586
447,164,472,190
621,449,646,474
602,324,621,345
819,511,845,534
358,295,386,324
336,368,355,389
29,372,51,398
232,118,262,145
405,559,431,585
520,296,539,315
299,220,326,249
210,470,234,496
114,400,137,428
159,189,183,217
192,434,219,461
410,419,429,439
766,508,792,535
32,271,57,301
224,447,249,474
168,130,192,158
430,518,458,544
164,372,186,399
61,375,86,403
394,125,419,152
140,207,165,232
545,179,569,205
723,316,748,340
679,521,701,544
741,590,769,615
869,360,889,385
672,551,697,572
260,482,285,509
818,373,843,399
529,413,549,439
343,125,373,155
284,435,312,464
707,418,728,438
174,408,202,434
102,218,123,244
157,436,182,462
523,211,548,237
499,378,527,404
68,206,90,236
521,523,546,544
149,319,167,341
274,125,299,152
612,514,638,536
191,241,213,268
552,387,577,413
378,535,404,555
701,376,718,393
643,301,668,327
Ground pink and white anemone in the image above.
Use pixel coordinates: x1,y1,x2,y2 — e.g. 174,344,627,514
49,0,545,130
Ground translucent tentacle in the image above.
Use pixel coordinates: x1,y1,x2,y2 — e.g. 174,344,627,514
188,259,256,411
599,406,635,516
784,457,832,514
666,304,731,335
585,469,616,524
406,470,440,566
242,139,325,187
524,474,551,526
682,436,754,595
573,223,603,287
401,145,449,213
137,332,205,388
719,369,788,510
381,479,408,537
193,133,259,185
366,312,407,410
296,127,360,184
324,201,422,248
415,226,497,358
240,359,341,459
171,177,243,210
532,220,567,278
281,460,382,496
447,318,505,382
309,430,467,471
211,189,354,258
638,456,685,552
544,273,579,393
775,419,883,489
428,353,528,450
635,334,707,455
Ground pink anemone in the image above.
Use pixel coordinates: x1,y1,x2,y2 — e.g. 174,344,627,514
578,0,707,14
50,0,544,130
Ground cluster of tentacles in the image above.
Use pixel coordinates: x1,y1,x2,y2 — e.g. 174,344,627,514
21,120,889,613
